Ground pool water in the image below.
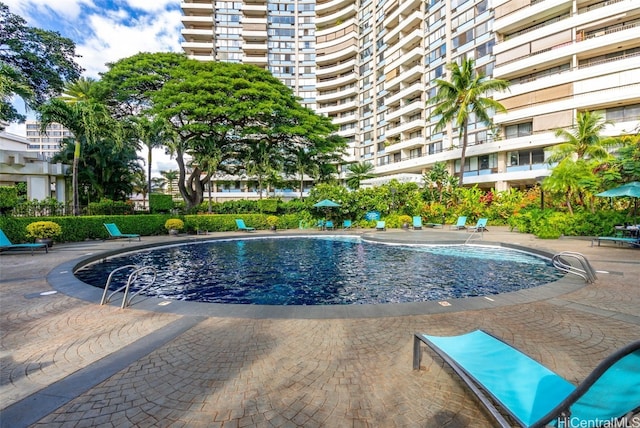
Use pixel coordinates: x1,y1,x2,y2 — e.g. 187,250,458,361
74,236,564,305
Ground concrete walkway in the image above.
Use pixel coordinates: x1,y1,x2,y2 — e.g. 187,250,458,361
1,227,639,427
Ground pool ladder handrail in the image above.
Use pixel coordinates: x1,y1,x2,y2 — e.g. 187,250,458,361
464,227,484,244
551,251,597,283
99,265,158,309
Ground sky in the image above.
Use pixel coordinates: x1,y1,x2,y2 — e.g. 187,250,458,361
4,0,183,175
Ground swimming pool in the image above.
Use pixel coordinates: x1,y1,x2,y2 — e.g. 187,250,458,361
74,236,564,305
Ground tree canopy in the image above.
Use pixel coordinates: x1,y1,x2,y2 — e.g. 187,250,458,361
0,2,82,126
99,53,345,210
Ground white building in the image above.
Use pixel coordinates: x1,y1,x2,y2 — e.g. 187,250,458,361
181,0,640,192
0,130,68,203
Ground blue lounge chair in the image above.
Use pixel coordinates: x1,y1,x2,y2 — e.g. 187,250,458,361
0,229,48,255
343,220,352,230
104,223,141,241
413,330,640,428
592,236,640,248
376,221,386,231
316,219,325,230
468,218,488,232
412,216,423,230
235,219,255,232
449,216,467,230
325,220,334,230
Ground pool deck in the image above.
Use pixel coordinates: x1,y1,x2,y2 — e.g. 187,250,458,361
1,226,639,427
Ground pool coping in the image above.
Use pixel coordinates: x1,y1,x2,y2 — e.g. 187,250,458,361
47,232,587,319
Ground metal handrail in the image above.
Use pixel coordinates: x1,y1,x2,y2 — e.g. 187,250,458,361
552,252,597,283
120,266,157,309
464,227,484,244
100,265,139,305
99,265,157,308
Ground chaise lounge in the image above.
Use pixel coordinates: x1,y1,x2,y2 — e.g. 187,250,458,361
413,330,640,428
449,216,467,230
235,219,256,232
104,223,141,241
0,229,48,255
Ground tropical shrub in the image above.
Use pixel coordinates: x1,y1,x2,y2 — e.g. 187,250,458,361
164,218,184,231
25,221,62,240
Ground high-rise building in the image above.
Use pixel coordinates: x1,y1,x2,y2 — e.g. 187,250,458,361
25,121,72,160
181,0,640,191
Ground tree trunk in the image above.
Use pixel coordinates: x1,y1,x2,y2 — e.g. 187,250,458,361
72,139,81,216
147,144,152,210
458,122,468,187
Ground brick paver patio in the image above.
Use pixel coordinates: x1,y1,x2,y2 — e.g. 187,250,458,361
1,227,638,427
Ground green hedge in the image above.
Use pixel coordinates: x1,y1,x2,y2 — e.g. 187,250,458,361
0,215,171,243
0,213,306,243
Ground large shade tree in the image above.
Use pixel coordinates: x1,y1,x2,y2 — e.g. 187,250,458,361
428,58,509,186
0,2,82,126
99,53,344,210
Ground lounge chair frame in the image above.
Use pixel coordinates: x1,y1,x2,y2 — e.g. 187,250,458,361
591,236,639,247
104,223,141,241
413,330,640,428
0,229,48,255
235,219,256,232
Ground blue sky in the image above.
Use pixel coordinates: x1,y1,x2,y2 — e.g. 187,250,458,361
4,0,183,173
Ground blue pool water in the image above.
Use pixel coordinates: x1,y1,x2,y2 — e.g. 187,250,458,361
74,236,564,305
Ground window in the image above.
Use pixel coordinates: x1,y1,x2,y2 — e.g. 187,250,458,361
505,122,532,138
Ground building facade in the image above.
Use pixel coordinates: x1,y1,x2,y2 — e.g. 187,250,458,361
181,0,640,191
25,120,73,160
0,130,68,203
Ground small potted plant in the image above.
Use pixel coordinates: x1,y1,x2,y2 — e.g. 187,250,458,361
266,215,279,231
25,220,62,247
164,218,184,236
399,215,412,230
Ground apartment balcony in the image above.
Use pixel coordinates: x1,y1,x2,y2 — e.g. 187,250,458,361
493,0,572,34
317,99,357,115
181,15,214,26
316,85,357,103
242,55,268,66
384,0,422,29
181,29,214,43
181,41,214,51
330,112,357,126
385,45,423,72
241,3,267,16
494,20,639,80
316,34,357,64
384,10,422,44
385,135,424,153
385,81,423,106
316,3,357,27
242,29,267,41
242,42,267,54
180,2,214,14
316,0,355,15
316,73,357,90
316,57,357,78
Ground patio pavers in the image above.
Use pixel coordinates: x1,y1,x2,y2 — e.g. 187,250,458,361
1,227,638,427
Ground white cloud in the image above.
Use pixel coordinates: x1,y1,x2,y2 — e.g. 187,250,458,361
3,0,93,22
78,9,183,77
124,0,177,13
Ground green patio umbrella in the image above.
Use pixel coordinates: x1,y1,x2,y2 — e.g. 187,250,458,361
313,199,341,226
596,181,640,221
313,199,341,208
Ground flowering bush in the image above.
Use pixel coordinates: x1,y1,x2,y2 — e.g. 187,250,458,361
25,221,62,240
164,218,184,231
266,215,279,228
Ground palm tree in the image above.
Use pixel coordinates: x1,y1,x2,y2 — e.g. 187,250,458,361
548,111,616,164
160,170,179,196
38,77,116,215
428,58,509,186
131,116,170,204
345,162,375,189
